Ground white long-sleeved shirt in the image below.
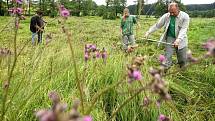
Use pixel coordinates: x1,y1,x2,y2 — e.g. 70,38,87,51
147,11,190,49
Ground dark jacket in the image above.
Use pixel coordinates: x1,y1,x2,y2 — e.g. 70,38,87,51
30,15,42,33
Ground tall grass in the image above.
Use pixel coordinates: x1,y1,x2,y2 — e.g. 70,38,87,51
0,16,214,121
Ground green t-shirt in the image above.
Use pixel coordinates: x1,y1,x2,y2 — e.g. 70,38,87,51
167,16,176,38
121,15,137,35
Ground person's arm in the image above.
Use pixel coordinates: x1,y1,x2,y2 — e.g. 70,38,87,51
173,13,190,48
42,18,47,24
36,17,44,31
133,16,141,32
146,13,167,36
177,14,190,41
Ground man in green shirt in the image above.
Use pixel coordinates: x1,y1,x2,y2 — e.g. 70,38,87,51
120,8,138,51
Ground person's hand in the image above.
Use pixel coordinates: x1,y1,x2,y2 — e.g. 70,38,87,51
173,39,180,48
144,32,150,39
122,15,126,21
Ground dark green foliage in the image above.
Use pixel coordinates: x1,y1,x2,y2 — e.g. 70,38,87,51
102,0,126,20
154,0,186,17
189,9,215,18
128,2,214,18
154,0,168,17
0,1,6,16
102,11,116,20
186,2,215,11
96,5,106,17
82,0,97,16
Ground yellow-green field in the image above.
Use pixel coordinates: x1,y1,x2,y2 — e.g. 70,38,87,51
0,16,215,121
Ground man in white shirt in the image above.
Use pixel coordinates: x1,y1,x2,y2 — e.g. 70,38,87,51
145,2,190,68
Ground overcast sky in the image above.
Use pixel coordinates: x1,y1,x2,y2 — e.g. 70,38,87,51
93,0,215,6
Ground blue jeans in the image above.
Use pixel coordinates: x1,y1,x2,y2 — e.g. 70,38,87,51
32,32,42,45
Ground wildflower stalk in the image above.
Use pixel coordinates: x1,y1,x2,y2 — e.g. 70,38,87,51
57,3,84,112
1,16,18,121
108,86,146,121
4,47,46,115
138,80,148,98
166,101,182,121
85,81,124,115
63,24,85,113
0,18,14,33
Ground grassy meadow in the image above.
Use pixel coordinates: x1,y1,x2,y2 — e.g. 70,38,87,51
0,16,215,121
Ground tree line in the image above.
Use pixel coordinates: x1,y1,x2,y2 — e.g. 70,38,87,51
0,0,128,19
0,0,214,18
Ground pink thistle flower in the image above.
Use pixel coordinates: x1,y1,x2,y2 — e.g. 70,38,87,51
60,5,65,11
91,45,97,52
35,110,55,121
203,40,215,50
8,7,23,15
102,51,107,59
164,93,172,100
186,50,198,63
86,44,92,49
127,69,134,83
156,100,161,108
61,9,70,18
35,109,48,118
95,51,100,58
154,73,162,81
127,69,133,78
158,114,166,121
0,48,12,56
83,116,93,121
16,8,23,14
101,48,107,59
84,52,90,62
48,91,60,104
203,39,215,57
143,97,150,107
159,55,166,63
16,0,23,4
158,114,170,121
40,111,55,121
132,70,142,80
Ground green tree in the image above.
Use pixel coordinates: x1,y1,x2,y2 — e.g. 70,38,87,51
103,0,127,19
0,0,3,15
0,0,6,16
96,5,106,16
155,0,186,17
136,0,144,17
155,0,167,17
82,0,97,16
